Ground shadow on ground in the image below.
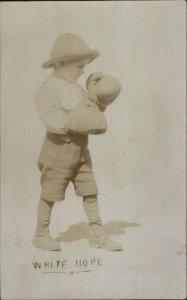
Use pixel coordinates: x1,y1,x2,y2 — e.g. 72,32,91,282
57,221,141,242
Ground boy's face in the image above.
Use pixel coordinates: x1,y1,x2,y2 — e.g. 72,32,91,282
62,57,90,82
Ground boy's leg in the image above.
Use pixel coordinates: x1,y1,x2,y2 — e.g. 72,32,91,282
74,147,123,251
33,199,61,251
83,195,123,251
83,195,102,225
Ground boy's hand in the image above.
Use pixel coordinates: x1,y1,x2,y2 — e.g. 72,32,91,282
86,72,104,90
86,73,121,109
86,72,104,104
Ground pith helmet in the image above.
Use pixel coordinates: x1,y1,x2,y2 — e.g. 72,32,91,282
42,33,99,68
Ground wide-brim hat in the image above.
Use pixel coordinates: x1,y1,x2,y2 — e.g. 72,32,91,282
42,33,99,68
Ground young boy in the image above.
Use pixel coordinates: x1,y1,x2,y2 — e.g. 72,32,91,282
33,33,122,251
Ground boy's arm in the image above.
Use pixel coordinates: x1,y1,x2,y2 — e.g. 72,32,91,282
63,101,107,134
43,111,68,134
86,73,107,112
35,84,68,134
35,82,107,135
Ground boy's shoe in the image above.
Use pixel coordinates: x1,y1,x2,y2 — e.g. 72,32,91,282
89,224,123,251
32,233,61,251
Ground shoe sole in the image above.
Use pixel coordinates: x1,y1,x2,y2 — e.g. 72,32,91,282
89,243,123,251
32,241,61,251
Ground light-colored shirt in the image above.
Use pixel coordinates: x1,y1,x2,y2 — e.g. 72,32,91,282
35,73,88,134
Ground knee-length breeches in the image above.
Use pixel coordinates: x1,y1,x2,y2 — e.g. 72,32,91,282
37,132,98,201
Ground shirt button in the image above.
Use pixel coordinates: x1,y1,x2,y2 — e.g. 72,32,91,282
66,137,71,143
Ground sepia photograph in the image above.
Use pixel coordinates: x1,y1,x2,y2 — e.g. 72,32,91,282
1,1,186,299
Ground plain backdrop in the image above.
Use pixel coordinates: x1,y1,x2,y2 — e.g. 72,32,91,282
1,1,186,299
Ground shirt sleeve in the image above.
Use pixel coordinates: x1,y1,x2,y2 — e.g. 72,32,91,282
35,82,67,134
56,81,85,111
